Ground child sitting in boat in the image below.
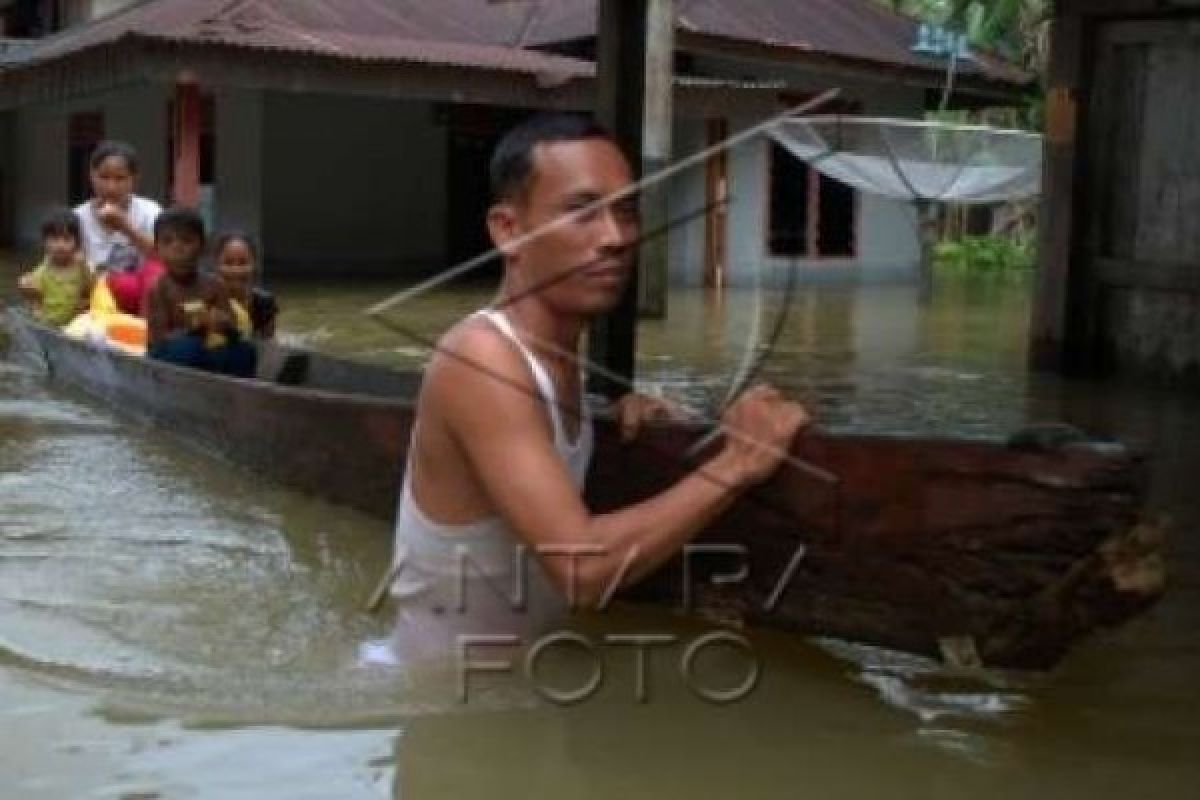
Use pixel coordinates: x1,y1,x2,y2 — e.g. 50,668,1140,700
16,209,93,328
144,208,256,378
75,140,163,316
214,232,278,340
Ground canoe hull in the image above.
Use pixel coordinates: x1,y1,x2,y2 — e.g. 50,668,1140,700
9,310,416,519
5,310,1163,669
590,426,1162,668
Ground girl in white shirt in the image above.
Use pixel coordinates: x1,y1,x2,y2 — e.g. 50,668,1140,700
74,140,163,314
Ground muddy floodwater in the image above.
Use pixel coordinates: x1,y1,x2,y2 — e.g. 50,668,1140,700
2,264,1198,798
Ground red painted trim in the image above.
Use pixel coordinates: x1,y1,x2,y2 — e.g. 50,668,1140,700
172,82,202,207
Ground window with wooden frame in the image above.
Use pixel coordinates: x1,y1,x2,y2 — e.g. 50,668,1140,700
766,141,858,259
767,94,860,260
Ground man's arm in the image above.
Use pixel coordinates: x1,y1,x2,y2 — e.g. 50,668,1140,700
429,326,807,608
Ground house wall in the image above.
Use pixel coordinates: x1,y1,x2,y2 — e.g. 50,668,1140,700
666,53,927,288
212,87,264,251
259,92,448,278
8,83,169,251
666,117,709,287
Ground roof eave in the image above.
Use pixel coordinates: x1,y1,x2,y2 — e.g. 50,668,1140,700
677,31,1033,104
0,35,789,117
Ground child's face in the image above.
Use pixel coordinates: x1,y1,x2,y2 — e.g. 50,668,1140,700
44,233,78,265
158,228,205,279
216,240,255,297
90,156,136,205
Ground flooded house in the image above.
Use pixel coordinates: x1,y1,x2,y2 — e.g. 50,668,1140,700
0,0,1029,288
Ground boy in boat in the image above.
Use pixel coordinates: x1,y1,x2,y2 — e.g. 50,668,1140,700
380,114,809,660
75,140,163,316
16,209,93,328
144,208,256,378
214,232,279,340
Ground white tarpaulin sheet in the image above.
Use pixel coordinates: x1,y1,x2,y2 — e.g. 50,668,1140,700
769,116,1043,205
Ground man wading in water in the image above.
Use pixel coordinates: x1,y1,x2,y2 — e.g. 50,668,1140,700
378,114,809,662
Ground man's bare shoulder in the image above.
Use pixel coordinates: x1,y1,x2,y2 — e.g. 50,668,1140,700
423,313,537,407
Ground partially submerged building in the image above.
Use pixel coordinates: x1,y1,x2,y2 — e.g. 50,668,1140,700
1034,0,1200,381
0,0,1029,286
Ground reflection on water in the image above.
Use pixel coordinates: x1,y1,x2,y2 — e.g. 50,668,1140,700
2,268,1199,798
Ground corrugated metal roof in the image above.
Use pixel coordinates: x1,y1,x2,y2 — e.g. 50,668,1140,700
516,0,1030,85
7,0,594,77
1,0,1030,87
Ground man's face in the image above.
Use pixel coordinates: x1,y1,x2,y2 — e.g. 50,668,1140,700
157,228,204,279
494,138,639,315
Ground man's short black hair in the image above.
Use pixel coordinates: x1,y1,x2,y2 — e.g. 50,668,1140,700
41,208,81,244
490,113,615,202
154,207,206,243
89,140,140,173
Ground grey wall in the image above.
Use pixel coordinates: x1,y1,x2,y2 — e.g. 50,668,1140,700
213,87,264,249
260,92,448,277
667,117,709,287
9,84,169,251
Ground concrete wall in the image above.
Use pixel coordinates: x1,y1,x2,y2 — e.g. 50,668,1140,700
670,53,927,288
260,92,448,278
9,83,169,251
212,87,263,250
666,117,709,287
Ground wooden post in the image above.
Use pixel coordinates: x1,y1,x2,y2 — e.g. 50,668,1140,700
916,200,938,306
704,118,730,289
172,81,202,208
1029,5,1089,373
637,0,674,319
588,0,649,398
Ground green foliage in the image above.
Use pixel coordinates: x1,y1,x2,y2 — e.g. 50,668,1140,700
934,233,1035,274
877,0,1049,128
878,0,1050,75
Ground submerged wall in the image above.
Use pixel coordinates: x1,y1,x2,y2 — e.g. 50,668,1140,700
260,92,448,278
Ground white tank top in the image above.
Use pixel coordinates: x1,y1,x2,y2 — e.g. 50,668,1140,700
386,309,594,656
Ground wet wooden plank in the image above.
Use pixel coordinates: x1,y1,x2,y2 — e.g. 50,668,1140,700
1098,259,1200,294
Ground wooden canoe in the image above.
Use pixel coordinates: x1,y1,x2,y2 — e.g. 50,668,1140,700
3,309,1164,670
